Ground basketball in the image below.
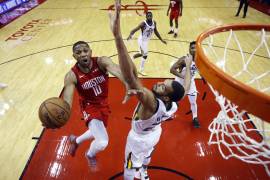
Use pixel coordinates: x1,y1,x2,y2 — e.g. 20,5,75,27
38,97,71,129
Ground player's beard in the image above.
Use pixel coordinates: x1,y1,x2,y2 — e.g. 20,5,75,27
152,86,161,99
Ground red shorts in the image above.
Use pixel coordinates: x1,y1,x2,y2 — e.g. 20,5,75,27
170,10,180,20
80,101,110,127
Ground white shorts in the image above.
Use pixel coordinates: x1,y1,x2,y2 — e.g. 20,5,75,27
175,76,197,96
138,36,149,56
124,127,162,169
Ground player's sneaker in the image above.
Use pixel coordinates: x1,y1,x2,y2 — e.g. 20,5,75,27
138,71,147,76
173,33,178,38
140,166,150,180
168,30,174,34
192,117,200,128
85,153,98,172
69,135,78,156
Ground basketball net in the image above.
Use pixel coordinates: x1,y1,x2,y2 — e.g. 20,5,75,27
202,28,270,175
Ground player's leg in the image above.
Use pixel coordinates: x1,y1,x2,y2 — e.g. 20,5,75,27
124,131,143,180
188,94,200,128
168,18,174,34
139,128,161,180
133,37,143,60
243,0,248,18
69,111,94,156
69,129,93,156
187,79,200,128
86,119,109,169
173,17,179,38
138,41,148,76
168,11,175,34
235,0,244,16
139,150,154,180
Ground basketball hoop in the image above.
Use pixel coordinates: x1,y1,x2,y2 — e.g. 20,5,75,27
196,24,270,176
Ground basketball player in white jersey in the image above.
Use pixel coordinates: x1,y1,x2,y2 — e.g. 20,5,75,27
109,1,192,179
170,41,200,128
127,11,167,76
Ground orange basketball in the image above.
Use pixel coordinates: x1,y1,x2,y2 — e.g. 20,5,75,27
38,97,71,129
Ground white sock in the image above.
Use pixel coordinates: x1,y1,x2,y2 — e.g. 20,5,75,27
188,95,198,119
87,119,109,157
140,58,146,71
174,28,178,34
170,26,174,31
76,129,93,144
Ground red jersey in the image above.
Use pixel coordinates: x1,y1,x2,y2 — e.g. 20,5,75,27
72,57,109,106
170,0,180,12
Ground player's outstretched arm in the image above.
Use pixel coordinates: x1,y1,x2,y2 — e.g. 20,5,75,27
63,70,76,109
170,56,185,78
127,22,144,40
109,0,156,111
154,22,166,44
182,54,192,97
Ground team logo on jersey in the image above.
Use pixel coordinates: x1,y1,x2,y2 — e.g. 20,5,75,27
82,75,105,90
100,0,166,16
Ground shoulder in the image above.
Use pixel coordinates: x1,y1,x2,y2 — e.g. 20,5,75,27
140,21,145,27
97,56,112,70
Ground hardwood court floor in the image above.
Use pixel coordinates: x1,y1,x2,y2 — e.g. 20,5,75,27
0,0,269,179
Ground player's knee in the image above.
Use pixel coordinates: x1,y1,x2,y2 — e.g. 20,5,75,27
97,140,108,150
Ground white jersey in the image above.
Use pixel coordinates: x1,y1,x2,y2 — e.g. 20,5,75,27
175,60,198,95
139,20,155,41
131,99,178,135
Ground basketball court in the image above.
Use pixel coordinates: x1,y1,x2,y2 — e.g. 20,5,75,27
0,0,269,179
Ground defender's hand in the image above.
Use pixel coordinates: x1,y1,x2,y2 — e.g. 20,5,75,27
185,54,193,66
109,0,121,37
122,89,145,104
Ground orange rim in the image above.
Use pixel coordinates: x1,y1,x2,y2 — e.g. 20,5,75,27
196,24,270,121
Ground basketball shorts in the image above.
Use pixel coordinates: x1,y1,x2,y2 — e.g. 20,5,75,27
138,36,149,57
124,127,162,169
170,10,180,20
80,101,110,127
175,76,198,96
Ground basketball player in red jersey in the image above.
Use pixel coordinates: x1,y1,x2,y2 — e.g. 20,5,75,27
167,0,183,38
63,41,127,171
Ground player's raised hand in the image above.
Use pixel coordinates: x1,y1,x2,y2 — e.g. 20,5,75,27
185,54,192,66
122,89,145,104
109,0,121,37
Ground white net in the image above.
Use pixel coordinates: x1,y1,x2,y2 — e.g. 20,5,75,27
202,28,270,175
